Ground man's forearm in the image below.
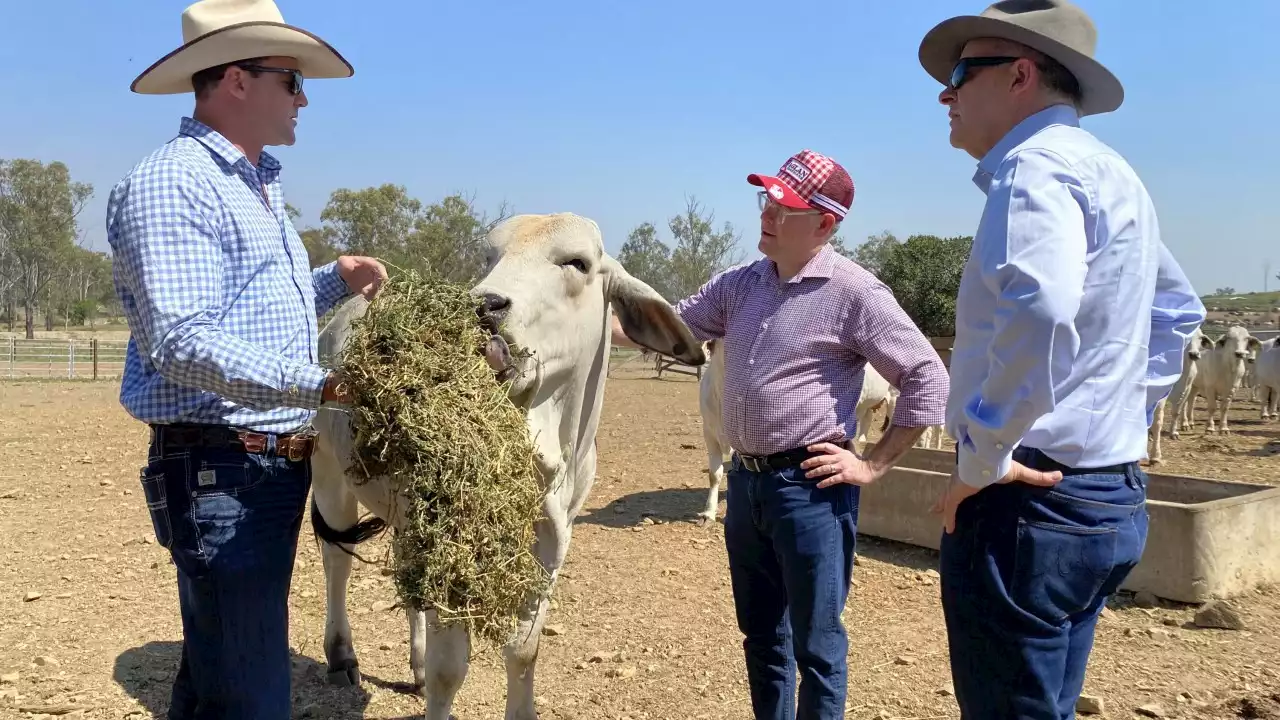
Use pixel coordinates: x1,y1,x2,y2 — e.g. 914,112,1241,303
610,313,644,350
864,424,927,477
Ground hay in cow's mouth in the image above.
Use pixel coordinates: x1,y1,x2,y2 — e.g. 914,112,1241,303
337,268,548,651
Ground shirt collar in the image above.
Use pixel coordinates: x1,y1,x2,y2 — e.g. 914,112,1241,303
179,116,282,178
972,103,1079,192
751,243,837,284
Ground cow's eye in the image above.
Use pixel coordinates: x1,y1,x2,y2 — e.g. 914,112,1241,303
561,259,588,273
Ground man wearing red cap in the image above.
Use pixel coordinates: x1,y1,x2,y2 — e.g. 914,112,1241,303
613,150,949,718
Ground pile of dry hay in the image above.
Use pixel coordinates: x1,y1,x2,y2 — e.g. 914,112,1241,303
338,269,548,649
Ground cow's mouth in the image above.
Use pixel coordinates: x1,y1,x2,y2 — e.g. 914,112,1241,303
483,333,519,383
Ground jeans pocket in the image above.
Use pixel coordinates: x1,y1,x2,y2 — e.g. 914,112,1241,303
1011,519,1118,624
139,468,174,550
187,450,268,497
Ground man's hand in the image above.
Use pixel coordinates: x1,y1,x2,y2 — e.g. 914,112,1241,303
801,442,883,488
931,460,1063,534
321,372,352,404
337,256,388,300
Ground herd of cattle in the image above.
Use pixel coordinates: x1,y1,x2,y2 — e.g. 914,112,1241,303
287,213,1276,720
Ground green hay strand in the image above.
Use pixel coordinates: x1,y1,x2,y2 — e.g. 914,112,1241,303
338,269,549,650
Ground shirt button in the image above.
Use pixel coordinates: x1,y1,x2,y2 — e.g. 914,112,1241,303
749,359,754,366
982,470,992,477
995,442,1005,450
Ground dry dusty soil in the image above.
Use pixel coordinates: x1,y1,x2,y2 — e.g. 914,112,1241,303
2,369,1279,719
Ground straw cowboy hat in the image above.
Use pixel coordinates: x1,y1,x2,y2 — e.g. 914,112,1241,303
131,0,353,94
918,0,1123,115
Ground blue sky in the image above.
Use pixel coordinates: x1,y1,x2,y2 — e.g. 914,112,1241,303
2,0,1275,295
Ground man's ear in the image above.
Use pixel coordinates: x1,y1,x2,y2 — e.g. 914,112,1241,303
601,255,705,366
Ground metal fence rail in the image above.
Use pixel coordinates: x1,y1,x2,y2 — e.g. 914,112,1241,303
2,338,129,380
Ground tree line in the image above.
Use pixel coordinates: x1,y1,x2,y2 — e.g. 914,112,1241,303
1,155,972,342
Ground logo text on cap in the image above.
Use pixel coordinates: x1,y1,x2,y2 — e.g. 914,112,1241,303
782,159,812,183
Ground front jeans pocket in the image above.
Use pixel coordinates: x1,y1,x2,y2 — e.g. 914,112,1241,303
139,468,173,550
1011,519,1118,624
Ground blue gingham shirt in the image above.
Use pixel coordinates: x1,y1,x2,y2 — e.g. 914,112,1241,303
106,117,352,434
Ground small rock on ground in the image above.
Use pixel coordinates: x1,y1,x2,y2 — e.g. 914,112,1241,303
1077,694,1105,714
1136,703,1166,717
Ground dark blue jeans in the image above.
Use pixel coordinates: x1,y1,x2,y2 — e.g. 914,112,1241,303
138,429,312,720
940,446,1148,720
724,456,859,720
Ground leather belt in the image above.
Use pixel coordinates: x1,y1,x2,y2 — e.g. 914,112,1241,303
735,446,822,473
150,423,317,462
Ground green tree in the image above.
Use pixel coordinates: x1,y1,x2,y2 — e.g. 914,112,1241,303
850,230,900,277
877,234,972,337
0,159,93,338
667,196,743,300
616,222,674,301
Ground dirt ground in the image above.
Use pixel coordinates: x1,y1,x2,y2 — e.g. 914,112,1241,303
2,372,1278,719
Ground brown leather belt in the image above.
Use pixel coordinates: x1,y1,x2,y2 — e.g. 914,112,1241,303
150,423,317,462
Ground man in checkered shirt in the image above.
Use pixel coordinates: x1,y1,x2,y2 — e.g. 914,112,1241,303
613,150,949,719
105,2,386,716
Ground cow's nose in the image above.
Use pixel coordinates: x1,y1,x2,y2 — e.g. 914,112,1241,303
479,292,510,314
1236,351,1248,359
476,293,511,330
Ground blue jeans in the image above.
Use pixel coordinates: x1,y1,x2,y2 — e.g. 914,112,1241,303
940,446,1148,720
138,428,312,720
724,456,859,720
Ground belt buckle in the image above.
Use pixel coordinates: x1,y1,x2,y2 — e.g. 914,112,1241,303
286,434,315,462
238,431,267,454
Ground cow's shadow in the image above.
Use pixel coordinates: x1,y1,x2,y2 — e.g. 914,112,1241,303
577,487,715,527
113,640,423,719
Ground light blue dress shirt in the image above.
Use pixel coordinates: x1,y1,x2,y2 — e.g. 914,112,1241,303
947,104,1206,488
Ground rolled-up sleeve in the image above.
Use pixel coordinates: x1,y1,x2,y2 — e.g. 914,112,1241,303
842,279,950,427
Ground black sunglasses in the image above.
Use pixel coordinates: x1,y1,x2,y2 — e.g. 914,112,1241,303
236,63,304,95
949,56,1019,89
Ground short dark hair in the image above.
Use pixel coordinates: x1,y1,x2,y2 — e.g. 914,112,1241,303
191,57,267,99
1031,53,1082,106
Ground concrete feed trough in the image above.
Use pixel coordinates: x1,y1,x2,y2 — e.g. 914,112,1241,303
857,446,1280,603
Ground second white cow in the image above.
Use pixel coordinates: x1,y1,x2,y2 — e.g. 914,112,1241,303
1198,325,1263,434
696,347,897,523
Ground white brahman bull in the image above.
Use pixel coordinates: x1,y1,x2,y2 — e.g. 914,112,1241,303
1166,327,1214,438
1147,326,1214,465
1254,337,1280,420
308,212,704,720
1198,325,1263,434
695,347,897,523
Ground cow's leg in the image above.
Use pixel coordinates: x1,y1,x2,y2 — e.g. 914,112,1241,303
503,509,569,720
1220,392,1235,434
1148,398,1164,464
1205,390,1221,434
312,483,362,687
411,608,470,720
700,431,726,525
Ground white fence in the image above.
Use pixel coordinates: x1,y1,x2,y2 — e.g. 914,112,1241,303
1,338,129,380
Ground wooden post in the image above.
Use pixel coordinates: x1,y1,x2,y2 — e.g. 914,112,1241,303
92,338,99,380
68,340,75,379
6,337,12,379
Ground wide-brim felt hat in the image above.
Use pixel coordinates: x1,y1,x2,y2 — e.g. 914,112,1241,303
131,0,353,95
918,0,1123,115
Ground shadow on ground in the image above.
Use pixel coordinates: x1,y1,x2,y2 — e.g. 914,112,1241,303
113,640,425,719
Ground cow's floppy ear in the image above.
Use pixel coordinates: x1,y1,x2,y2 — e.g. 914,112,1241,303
1248,336,1263,353
1199,336,1215,353
601,255,705,366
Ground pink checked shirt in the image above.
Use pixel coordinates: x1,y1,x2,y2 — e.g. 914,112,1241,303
677,245,949,457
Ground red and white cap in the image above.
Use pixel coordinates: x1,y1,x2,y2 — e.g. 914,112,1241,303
747,149,855,219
